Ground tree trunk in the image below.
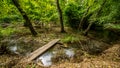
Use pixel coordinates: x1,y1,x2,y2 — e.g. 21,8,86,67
78,6,91,31
83,21,93,36
12,0,37,36
56,0,65,33
83,0,107,35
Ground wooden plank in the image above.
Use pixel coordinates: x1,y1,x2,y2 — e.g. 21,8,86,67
21,39,60,63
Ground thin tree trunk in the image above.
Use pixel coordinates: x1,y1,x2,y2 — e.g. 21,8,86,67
83,0,107,35
12,0,37,36
83,21,93,35
56,0,65,33
78,6,91,31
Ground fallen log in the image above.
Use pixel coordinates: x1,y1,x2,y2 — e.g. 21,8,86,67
20,39,60,63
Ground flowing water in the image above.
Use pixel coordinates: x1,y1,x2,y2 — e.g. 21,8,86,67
37,52,53,67
9,45,17,52
65,49,75,58
7,45,75,67
36,48,75,67
6,39,75,67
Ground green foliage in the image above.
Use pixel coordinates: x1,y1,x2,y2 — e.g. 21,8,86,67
0,0,120,33
0,0,57,24
96,0,120,24
64,2,84,29
0,0,22,23
19,0,57,23
26,64,35,68
0,27,16,37
0,16,11,23
62,35,80,43
48,13,58,22
0,15,22,23
104,23,120,29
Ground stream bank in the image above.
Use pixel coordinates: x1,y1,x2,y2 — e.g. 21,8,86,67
0,26,120,68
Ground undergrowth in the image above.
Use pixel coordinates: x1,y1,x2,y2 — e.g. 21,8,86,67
62,35,80,43
0,27,16,37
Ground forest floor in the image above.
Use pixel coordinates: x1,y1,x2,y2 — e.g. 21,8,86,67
50,44,120,68
0,23,120,68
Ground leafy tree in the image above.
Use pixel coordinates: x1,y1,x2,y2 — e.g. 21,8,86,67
64,2,82,29
12,0,37,36
83,0,107,35
0,0,120,36
0,0,22,23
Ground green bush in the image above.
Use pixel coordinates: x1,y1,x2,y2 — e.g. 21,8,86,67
0,15,22,23
62,35,79,43
1,16,11,23
64,3,84,29
48,13,58,22
0,27,16,37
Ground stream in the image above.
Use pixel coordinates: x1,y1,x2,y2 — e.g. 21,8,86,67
36,48,75,67
8,45,75,67
6,38,107,67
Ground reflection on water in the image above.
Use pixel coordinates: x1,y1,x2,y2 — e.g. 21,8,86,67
9,45,17,52
37,48,75,67
9,45,19,55
65,49,75,57
37,52,53,67
8,45,75,67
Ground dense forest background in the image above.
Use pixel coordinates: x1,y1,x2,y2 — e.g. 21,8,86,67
0,0,120,68
0,0,120,35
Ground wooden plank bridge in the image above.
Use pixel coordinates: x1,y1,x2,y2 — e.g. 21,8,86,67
20,39,60,63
